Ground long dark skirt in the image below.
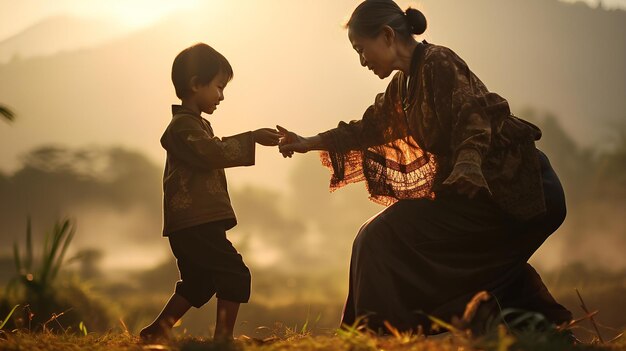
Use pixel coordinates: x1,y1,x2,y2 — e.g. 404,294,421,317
341,150,572,333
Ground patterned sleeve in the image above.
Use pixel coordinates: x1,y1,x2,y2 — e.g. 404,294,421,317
318,73,408,180
423,48,511,193
162,118,255,169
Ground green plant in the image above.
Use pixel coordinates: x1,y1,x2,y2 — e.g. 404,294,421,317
78,321,88,336
1,217,99,332
0,304,19,330
300,310,322,335
8,217,75,300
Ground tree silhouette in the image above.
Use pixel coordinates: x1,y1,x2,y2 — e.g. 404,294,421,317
0,105,15,122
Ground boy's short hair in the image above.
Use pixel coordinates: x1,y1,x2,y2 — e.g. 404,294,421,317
171,43,233,99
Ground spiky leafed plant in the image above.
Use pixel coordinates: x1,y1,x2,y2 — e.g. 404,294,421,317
0,105,15,122
1,218,76,331
7,217,76,301
2,218,115,333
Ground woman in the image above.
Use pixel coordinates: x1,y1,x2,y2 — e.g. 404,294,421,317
278,0,572,334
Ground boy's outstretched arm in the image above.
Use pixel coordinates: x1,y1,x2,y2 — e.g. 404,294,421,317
252,128,281,146
161,117,252,170
162,118,282,170
170,129,255,169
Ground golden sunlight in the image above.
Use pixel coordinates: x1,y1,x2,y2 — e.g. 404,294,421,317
100,0,203,30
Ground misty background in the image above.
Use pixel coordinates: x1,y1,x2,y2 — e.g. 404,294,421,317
1,0,625,337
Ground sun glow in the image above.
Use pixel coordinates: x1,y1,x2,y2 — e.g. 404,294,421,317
74,0,203,30
104,0,202,30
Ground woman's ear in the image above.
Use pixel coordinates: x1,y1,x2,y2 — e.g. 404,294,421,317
382,25,396,46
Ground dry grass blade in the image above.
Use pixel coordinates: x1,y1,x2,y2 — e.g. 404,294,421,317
607,332,624,344
427,314,462,334
119,318,130,335
562,310,599,329
462,291,492,322
576,288,604,343
142,344,172,350
42,308,72,333
383,320,402,338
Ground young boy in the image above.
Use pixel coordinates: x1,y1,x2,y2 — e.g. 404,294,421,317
139,43,281,341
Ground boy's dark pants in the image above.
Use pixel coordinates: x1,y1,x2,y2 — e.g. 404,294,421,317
169,221,250,308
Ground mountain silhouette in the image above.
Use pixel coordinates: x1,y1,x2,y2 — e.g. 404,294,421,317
0,15,129,63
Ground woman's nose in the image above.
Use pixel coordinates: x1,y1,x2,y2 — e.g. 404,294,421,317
360,54,367,67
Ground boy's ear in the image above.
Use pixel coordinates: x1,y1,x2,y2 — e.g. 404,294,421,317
189,75,199,93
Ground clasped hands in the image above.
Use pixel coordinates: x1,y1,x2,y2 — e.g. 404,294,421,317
251,125,312,157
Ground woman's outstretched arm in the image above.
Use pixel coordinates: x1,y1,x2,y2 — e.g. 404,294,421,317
278,72,408,159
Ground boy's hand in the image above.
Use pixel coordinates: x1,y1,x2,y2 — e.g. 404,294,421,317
252,128,282,146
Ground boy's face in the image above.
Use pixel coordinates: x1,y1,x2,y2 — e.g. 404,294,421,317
195,71,229,115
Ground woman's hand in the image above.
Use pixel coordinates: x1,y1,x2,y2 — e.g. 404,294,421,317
442,163,491,199
277,125,312,158
252,128,282,146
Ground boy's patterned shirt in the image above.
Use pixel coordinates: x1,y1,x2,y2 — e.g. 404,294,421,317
160,105,255,236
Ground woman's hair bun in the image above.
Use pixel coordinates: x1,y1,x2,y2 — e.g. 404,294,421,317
405,8,427,35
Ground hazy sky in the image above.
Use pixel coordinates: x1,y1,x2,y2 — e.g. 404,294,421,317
2,0,626,42
0,0,201,41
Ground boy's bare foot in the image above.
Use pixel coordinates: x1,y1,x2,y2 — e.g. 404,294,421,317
139,323,169,342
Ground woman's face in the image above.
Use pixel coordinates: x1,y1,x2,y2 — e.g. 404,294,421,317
348,27,396,79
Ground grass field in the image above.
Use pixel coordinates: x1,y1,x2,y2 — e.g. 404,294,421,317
1,311,625,351
1,328,625,351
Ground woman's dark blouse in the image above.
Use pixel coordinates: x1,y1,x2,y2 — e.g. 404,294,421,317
319,41,546,220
